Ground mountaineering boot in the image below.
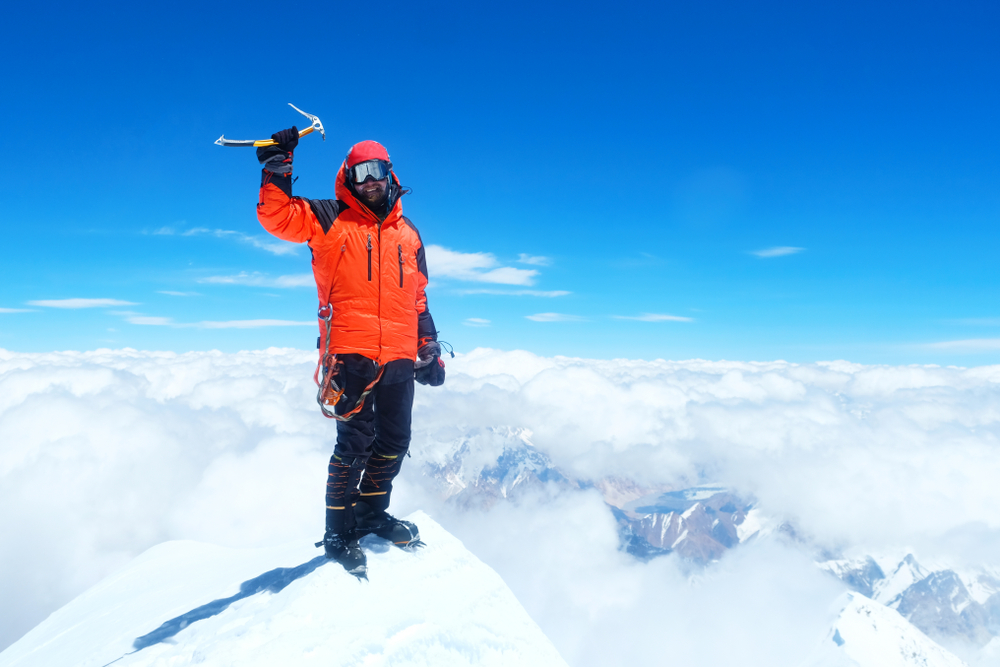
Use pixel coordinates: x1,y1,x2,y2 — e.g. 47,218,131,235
317,530,368,579
319,453,368,578
355,500,424,549
356,452,422,547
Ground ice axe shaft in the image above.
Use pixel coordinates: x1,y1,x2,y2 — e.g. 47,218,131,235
215,103,325,147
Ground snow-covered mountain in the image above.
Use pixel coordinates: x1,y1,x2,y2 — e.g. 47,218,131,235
419,427,574,509
820,552,1000,654
0,513,567,667
803,592,969,667
819,556,887,598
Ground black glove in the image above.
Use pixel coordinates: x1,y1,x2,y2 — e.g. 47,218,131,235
256,127,298,174
415,341,441,368
414,356,446,387
271,126,299,152
414,340,444,386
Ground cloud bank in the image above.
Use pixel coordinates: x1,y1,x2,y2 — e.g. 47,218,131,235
3,348,1000,663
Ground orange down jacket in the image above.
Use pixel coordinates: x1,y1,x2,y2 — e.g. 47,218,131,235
256,162,436,365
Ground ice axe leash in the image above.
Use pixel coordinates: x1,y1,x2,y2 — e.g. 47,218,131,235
314,305,384,422
214,103,325,147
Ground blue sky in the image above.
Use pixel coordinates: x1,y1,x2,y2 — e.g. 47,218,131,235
1,0,998,364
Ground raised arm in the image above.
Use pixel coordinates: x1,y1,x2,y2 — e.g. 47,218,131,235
255,127,319,243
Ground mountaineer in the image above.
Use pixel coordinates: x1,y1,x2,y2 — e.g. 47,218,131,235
255,128,445,578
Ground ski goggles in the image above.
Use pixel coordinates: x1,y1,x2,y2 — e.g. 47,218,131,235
349,159,392,184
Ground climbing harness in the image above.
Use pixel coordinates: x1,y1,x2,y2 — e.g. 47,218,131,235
314,305,384,422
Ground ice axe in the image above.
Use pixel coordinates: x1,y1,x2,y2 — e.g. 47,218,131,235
214,103,325,147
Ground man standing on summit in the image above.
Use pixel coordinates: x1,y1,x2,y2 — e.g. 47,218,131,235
255,127,445,578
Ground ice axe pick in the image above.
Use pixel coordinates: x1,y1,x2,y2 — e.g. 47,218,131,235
214,103,325,147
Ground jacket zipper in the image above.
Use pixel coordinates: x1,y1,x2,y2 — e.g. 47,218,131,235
366,234,372,281
397,244,404,288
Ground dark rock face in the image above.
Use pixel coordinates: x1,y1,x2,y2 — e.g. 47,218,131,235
836,557,886,598
627,495,750,562
611,506,672,560
603,486,756,564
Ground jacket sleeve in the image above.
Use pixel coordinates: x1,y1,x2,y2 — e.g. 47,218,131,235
256,170,319,243
415,241,438,344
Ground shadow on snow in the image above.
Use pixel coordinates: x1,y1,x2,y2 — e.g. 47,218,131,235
132,555,328,651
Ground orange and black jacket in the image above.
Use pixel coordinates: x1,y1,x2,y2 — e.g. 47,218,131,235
256,162,436,365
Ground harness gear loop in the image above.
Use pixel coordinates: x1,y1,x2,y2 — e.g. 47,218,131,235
314,304,384,422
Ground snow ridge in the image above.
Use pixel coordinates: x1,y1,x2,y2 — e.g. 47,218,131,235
0,512,567,667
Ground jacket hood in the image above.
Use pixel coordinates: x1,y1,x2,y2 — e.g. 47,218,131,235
335,161,405,224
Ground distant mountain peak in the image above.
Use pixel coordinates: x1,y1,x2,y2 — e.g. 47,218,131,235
802,592,968,667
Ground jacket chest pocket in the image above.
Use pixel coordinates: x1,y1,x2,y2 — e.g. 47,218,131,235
366,234,373,282
322,235,348,295
397,244,404,288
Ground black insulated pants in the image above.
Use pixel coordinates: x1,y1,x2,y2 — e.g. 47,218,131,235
325,355,414,532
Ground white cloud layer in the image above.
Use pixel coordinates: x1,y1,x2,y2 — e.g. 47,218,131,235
3,348,1000,663
463,318,491,327
751,246,805,258
442,490,841,666
199,272,313,288
425,246,540,286
0,308,34,313
27,299,138,309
